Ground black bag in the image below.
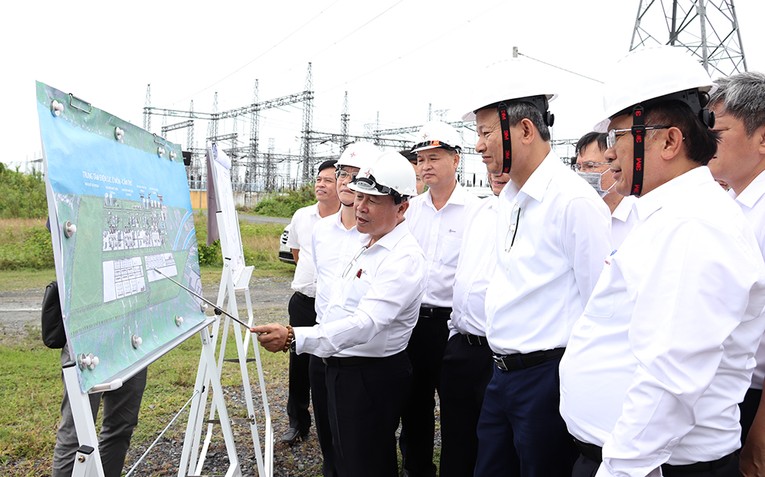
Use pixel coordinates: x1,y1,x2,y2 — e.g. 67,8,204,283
41,280,67,348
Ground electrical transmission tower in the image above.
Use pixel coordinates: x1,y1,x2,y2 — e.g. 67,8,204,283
630,0,747,76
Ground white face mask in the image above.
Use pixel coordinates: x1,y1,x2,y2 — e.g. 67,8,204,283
578,170,613,197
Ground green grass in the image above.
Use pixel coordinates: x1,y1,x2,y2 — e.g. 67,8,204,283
0,322,291,476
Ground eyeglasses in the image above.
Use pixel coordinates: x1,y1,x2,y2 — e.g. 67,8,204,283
606,125,670,149
573,161,610,171
342,246,368,278
336,169,357,181
504,202,522,253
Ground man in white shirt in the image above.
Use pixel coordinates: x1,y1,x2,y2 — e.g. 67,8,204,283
309,142,377,477
253,151,425,477
464,78,612,476
281,159,340,444
399,120,478,477
560,46,765,477
439,171,507,477
574,131,638,249
705,71,765,476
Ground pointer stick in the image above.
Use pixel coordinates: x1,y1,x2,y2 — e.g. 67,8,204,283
151,268,253,330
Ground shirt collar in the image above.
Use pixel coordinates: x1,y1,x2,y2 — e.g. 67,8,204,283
423,182,470,209
633,166,711,222
612,195,638,223
732,169,765,210
371,219,411,251
503,149,562,204
308,202,320,217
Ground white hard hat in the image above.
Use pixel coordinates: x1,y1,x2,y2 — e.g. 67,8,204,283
411,121,462,153
336,142,380,169
349,151,418,199
461,58,557,121
595,45,714,131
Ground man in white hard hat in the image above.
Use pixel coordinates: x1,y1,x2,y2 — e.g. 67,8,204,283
574,131,638,249
704,71,765,477
560,46,765,477
439,170,508,477
465,69,612,476
281,159,340,445
308,142,378,476
253,151,425,477
399,120,479,477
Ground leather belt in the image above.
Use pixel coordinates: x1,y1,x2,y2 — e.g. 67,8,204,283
419,305,451,319
461,333,488,346
492,347,565,371
322,356,378,367
572,437,734,475
322,351,405,368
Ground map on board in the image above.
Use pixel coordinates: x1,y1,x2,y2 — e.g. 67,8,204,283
37,81,213,393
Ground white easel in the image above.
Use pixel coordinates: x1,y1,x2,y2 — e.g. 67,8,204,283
178,146,273,476
178,257,273,477
66,318,239,477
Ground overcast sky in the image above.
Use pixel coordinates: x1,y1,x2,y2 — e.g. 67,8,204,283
2,0,763,169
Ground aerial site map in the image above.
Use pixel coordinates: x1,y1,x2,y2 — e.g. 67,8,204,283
37,81,212,393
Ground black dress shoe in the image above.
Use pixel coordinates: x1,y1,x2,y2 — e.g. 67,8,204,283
280,427,308,445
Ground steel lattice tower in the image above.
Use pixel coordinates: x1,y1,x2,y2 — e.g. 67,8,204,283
630,0,747,77
301,63,315,181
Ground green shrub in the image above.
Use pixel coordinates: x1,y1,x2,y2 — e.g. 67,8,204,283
252,185,315,218
198,240,223,267
0,163,48,219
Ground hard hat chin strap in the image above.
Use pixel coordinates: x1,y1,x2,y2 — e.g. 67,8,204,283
631,105,646,196
498,102,512,174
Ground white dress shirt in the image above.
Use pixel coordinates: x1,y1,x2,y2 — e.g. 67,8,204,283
560,166,765,477
448,196,497,337
286,203,320,297
610,195,638,251
405,182,479,307
295,220,426,358
484,151,612,354
731,170,765,391
311,211,369,323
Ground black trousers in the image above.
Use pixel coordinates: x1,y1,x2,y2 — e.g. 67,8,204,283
287,291,316,432
309,355,338,477
400,313,450,477
325,352,412,477
739,387,762,445
474,357,576,477
571,450,740,477
439,333,494,477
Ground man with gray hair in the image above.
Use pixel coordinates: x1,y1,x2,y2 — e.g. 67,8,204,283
705,71,765,476
464,77,612,476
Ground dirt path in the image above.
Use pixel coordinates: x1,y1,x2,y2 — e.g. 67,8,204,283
0,276,294,341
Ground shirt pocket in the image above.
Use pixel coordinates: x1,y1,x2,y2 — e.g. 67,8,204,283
438,234,462,268
341,272,372,310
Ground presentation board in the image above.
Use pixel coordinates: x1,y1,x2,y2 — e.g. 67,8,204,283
37,81,213,393
206,145,248,285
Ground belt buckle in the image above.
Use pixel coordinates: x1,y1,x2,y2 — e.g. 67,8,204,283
466,334,483,346
493,355,508,371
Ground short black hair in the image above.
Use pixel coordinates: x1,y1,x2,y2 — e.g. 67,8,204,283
317,160,337,173
575,132,607,156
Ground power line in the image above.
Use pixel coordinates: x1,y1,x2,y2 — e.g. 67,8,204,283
517,51,604,84
172,0,343,103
